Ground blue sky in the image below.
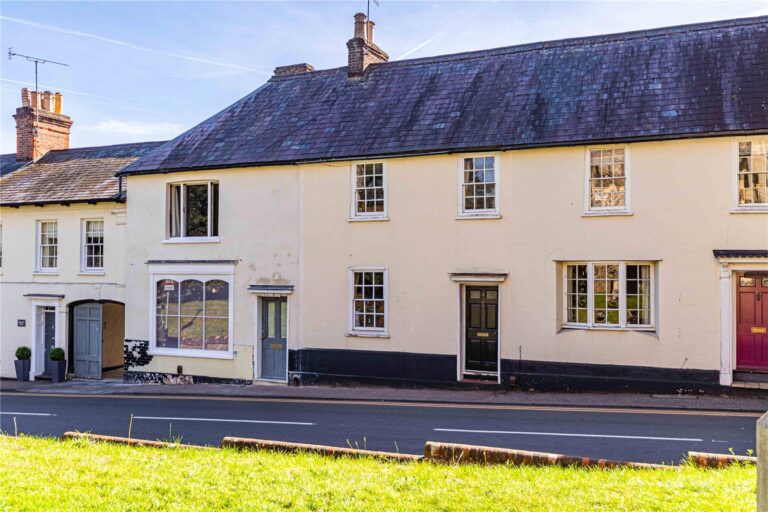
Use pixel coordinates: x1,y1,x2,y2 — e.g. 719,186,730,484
1,0,767,154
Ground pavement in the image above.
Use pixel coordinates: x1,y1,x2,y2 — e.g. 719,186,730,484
2,377,768,413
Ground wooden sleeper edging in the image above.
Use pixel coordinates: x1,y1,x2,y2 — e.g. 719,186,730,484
60,432,210,449
221,436,421,462
687,451,756,467
423,441,675,469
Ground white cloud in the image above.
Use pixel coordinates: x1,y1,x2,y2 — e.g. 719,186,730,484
83,119,183,137
1,15,270,75
395,33,443,61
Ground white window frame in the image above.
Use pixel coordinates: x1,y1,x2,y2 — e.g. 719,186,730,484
0,222,3,270
562,261,655,331
456,153,501,219
347,266,389,337
584,145,632,216
148,263,235,359
732,137,768,212
165,181,220,242
80,218,105,273
350,161,388,221
35,220,58,273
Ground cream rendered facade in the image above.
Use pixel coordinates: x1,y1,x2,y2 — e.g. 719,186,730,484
0,203,127,379
123,136,768,390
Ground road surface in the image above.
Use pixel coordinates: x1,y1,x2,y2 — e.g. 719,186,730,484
0,392,757,464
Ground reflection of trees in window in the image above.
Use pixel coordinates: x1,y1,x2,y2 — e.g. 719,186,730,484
168,182,219,238
155,278,229,351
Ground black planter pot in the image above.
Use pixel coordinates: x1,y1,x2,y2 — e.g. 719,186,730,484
51,360,67,383
14,360,30,381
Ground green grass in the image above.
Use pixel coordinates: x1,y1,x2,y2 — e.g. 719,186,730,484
0,435,755,511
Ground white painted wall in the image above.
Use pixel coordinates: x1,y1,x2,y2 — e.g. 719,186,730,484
122,136,768,381
123,167,300,380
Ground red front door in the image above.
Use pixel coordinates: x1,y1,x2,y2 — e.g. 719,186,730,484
736,274,768,371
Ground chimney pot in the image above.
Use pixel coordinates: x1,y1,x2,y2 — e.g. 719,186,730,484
367,21,375,43
353,12,367,39
21,87,31,107
54,92,63,114
42,91,53,111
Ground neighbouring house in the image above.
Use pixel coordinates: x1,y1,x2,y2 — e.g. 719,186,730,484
0,87,164,380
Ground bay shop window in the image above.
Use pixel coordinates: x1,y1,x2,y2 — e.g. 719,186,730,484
152,273,233,356
563,262,655,330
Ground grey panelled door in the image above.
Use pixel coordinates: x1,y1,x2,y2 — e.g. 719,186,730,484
261,297,287,380
74,303,103,379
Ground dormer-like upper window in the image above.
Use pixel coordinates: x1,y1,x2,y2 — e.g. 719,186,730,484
167,182,219,240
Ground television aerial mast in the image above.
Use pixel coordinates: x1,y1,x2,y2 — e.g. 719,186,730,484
7,48,69,157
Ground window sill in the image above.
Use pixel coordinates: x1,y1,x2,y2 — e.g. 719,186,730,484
348,216,390,223
582,210,633,217
33,271,58,276
79,270,105,276
455,213,502,220
561,324,656,333
162,237,220,244
730,207,768,214
346,331,390,339
148,348,234,359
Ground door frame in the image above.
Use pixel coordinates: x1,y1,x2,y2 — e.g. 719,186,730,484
718,259,768,386
27,298,64,381
251,290,291,383
451,274,506,384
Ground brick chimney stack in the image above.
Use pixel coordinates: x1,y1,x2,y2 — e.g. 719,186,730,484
14,87,73,161
347,13,389,78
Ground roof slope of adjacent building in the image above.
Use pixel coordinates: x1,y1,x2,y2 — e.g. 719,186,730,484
0,153,30,177
122,16,768,176
0,141,165,207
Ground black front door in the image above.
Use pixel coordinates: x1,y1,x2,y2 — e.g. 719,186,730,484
42,307,56,376
465,286,498,373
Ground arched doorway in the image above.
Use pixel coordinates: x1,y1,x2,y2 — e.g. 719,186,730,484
68,300,125,379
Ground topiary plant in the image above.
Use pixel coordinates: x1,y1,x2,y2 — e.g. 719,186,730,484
49,347,65,361
15,346,32,360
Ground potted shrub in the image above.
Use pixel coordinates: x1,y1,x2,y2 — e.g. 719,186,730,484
49,347,67,383
14,346,31,382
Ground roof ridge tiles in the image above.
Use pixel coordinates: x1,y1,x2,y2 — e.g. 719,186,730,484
272,15,768,77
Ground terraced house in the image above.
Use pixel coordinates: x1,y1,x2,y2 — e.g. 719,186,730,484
0,88,163,380
113,14,768,392
3,15,767,392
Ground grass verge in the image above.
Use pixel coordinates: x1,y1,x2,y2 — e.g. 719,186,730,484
0,435,755,511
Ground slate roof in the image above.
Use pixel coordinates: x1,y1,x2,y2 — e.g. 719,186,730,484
0,153,30,177
122,16,768,176
0,141,165,206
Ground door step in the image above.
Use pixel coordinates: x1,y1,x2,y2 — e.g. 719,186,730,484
461,374,498,384
733,371,768,384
